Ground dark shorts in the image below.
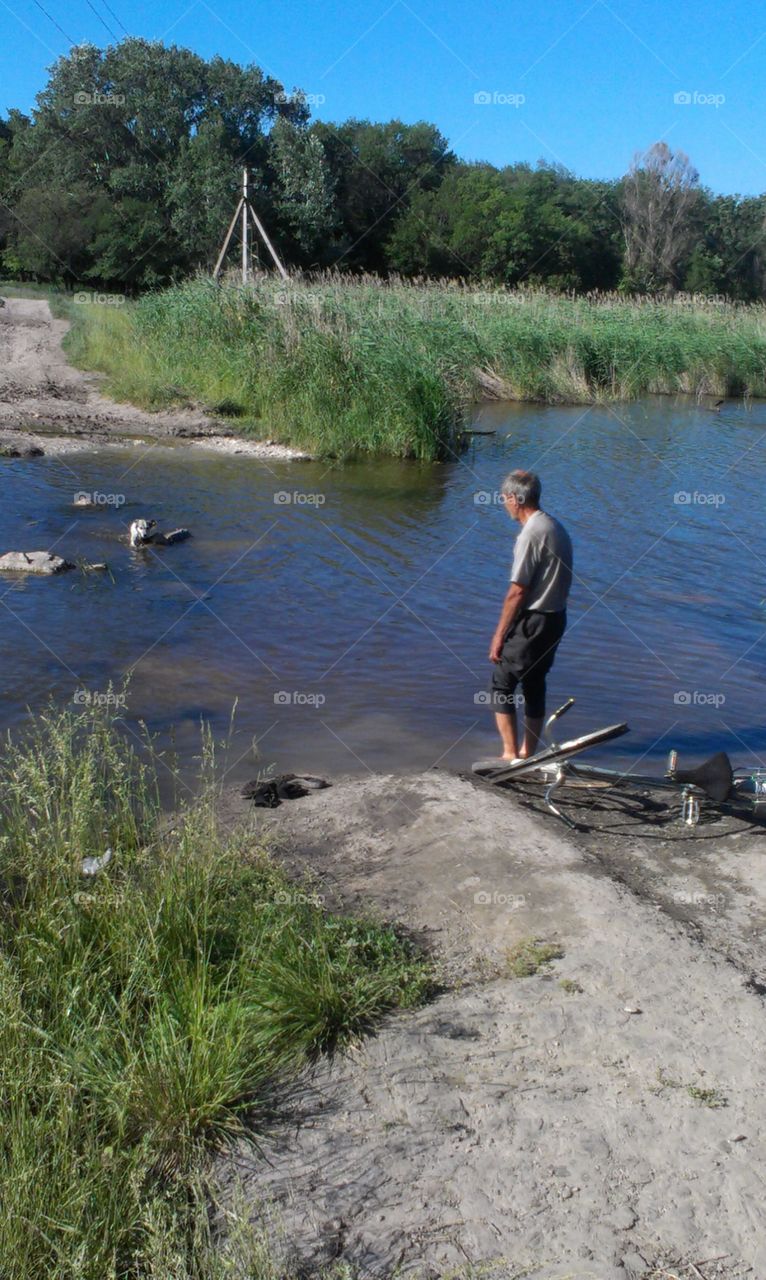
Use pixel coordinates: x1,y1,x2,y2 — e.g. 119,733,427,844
490,609,567,719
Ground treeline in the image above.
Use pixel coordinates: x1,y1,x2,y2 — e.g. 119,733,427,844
1,38,765,298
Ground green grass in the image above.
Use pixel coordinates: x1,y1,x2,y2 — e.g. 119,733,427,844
505,939,564,978
686,1084,727,1107
559,977,583,994
0,701,433,1278
655,1069,727,1108
61,273,766,461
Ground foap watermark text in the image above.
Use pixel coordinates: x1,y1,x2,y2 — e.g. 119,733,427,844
73,689,127,708
273,690,326,707
74,490,125,507
474,90,525,107
673,90,725,108
274,490,325,506
673,690,725,707
674,490,725,507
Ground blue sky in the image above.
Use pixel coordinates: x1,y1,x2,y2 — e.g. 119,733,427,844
1,0,764,195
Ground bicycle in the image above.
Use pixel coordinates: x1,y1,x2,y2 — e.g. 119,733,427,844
472,697,766,831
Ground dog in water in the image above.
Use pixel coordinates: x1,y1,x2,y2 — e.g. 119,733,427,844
129,519,191,548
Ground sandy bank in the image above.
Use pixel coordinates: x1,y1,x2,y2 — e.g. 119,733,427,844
0,297,309,459
216,769,765,1280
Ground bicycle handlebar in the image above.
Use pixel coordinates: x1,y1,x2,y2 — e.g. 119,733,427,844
544,697,575,746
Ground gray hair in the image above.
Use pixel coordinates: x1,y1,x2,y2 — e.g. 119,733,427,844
500,469,541,507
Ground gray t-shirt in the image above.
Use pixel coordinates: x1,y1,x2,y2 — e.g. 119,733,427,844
510,510,573,612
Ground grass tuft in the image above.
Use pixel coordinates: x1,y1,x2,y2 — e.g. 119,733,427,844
0,700,432,1277
559,977,583,994
506,939,565,978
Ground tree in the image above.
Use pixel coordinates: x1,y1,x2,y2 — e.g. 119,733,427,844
3,39,764,298
619,142,702,292
270,117,336,261
310,119,454,271
2,40,306,286
682,194,766,300
11,185,112,282
387,161,623,289
166,119,242,272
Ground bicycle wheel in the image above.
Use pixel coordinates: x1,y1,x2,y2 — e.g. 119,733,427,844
472,722,629,784
515,772,615,790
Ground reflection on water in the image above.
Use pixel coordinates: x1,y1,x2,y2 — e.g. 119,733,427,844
1,395,765,789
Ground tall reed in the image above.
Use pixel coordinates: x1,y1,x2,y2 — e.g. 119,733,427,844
64,274,766,460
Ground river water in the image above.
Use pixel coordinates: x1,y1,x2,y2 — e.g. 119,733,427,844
1,397,764,791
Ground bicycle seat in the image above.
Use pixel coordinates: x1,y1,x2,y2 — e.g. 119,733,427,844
671,751,733,803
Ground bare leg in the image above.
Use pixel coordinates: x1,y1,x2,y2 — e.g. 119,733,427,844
520,715,544,759
495,711,520,760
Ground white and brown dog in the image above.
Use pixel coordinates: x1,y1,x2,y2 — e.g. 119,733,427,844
129,519,191,548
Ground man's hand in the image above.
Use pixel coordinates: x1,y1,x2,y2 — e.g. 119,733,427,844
489,635,504,663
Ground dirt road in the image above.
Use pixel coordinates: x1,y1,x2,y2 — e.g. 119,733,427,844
0,296,305,457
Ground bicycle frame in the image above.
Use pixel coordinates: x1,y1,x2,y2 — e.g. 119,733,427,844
476,698,748,830
731,768,766,811
522,757,691,829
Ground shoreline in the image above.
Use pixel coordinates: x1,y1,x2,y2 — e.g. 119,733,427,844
0,425,311,459
3,293,761,467
56,276,766,467
0,296,310,460
214,767,766,1278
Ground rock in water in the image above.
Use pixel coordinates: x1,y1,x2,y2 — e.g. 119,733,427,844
0,551,74,574
0,443,45,458
129,519,191,547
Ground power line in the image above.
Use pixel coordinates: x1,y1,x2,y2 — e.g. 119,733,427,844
99,0,129,37
83,0,118,42
29,0,76,44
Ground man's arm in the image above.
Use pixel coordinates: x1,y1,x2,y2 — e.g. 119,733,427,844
489,581,528,662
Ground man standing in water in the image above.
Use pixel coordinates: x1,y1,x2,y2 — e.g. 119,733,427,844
488,470,573,761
